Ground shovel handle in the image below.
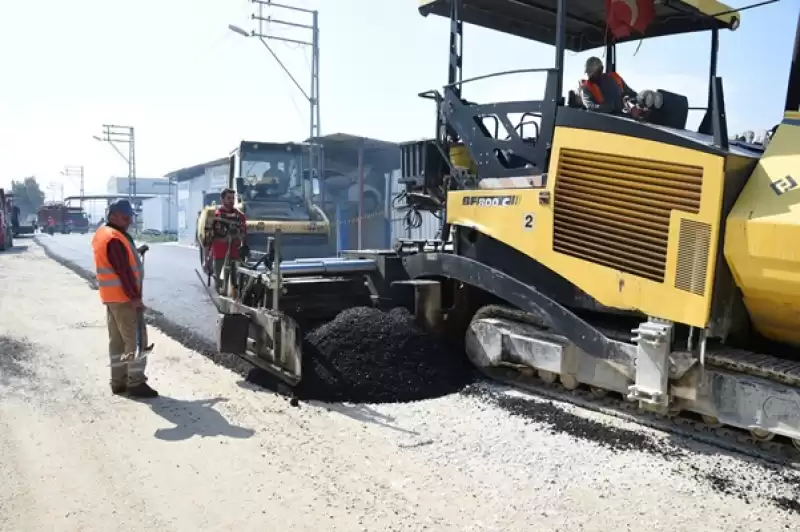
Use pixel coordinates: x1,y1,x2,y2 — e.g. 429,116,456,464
135,309,143,355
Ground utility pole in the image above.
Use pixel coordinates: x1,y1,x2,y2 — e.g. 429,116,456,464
228,0,322,195
47,182,64,202
61,165,85,209
93,125,136,200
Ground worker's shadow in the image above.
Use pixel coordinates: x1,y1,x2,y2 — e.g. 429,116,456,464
146,396,255,442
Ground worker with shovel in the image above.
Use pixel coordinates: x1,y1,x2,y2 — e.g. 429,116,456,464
208,187,247,295
91,199,158,398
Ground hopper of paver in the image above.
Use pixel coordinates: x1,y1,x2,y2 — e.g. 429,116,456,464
198,232,383,386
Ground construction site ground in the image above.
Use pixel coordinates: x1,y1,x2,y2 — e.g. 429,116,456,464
1,238,799,531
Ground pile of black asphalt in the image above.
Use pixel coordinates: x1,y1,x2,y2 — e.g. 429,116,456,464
248,306,475,404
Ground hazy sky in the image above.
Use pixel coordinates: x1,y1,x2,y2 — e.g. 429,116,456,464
1,0,797,200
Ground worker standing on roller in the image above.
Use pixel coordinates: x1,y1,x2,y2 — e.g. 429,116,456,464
91,199,158,398
210,188,248,294
580,56,638,115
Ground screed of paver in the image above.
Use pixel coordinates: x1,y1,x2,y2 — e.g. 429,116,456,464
0,243,798,532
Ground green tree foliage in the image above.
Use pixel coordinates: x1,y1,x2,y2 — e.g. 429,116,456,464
10,177,45,219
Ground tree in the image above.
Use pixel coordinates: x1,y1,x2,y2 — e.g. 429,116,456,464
10,177,45,219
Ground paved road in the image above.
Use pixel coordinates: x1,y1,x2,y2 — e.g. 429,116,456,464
34,233,218,341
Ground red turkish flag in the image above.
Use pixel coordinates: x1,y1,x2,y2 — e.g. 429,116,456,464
605,0,656,38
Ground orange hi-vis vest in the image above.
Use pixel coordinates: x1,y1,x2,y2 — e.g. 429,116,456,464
582,72,624,104
92,225,142,303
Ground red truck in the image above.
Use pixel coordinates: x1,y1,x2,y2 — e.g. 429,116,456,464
0,188,13,251
37,203,90,235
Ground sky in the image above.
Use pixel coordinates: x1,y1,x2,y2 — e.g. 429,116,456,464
1,0,798,200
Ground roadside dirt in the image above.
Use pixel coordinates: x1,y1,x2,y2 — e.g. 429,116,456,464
1,243,798,532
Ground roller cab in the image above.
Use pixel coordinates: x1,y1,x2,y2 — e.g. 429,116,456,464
196,140,334,264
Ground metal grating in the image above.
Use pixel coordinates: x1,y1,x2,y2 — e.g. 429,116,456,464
675,219,712,296
553,148,703,283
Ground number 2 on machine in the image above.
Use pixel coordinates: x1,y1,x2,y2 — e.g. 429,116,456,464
523,213,535,230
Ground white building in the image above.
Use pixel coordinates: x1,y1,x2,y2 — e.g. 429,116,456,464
165,158,229,246
140,196,178,233
106,177,173,196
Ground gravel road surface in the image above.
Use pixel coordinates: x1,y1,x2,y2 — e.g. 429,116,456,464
2,238,798,531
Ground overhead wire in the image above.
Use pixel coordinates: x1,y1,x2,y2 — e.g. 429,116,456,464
232,2,316,178
257,16,311,127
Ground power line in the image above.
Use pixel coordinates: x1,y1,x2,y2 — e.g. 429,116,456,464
228,0,322,185
47,181,64,203
61,165,85,209
93,124,136,200
93,124,139,232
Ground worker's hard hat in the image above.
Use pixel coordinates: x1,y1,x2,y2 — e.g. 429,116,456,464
108,199,135,218
585,56,604,76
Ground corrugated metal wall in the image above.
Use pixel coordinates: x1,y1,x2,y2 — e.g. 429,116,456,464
388,169,440,244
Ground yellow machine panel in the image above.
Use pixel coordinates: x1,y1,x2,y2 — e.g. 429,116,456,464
447,126,729,327
724,111,800,346
196,204,329,243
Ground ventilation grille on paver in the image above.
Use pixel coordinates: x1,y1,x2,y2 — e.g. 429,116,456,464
553,148,703,283
674,219,712,296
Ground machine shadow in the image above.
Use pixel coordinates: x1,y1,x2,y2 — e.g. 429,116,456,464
144,395,256,442
234,380,421,436
312,402,421,436
3,244,29,255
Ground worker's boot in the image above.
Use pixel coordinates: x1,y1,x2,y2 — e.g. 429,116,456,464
110,383,127,395
127,382,159,399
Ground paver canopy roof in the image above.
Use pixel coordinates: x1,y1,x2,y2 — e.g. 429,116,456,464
418,0,741,52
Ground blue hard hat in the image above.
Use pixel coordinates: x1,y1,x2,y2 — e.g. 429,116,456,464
108,199,135,218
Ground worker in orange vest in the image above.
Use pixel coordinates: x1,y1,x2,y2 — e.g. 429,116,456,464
91,199,158,398
579,56,638,115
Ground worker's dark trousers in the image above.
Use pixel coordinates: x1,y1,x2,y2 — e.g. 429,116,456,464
213,258,238,294
106,302,148,387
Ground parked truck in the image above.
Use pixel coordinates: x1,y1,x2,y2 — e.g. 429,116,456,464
37,203,90,235
2,193,36,237
0,188,13,251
